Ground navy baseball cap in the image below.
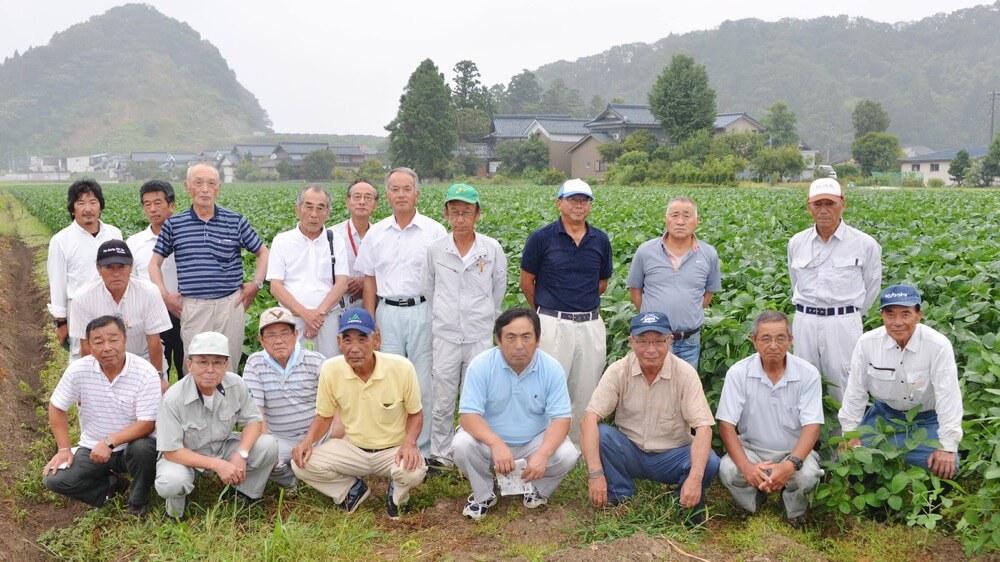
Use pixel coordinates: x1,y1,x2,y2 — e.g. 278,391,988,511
339,308,376,334
96,240,133,266
880,285,921,309
630,311,672,335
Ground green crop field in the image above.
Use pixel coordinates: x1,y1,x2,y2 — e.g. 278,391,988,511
3,182,999,558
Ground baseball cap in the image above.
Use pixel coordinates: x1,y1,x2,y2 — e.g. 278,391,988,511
630,311,672,335
339,308,376,334
879,285,922,309
96,240,133,266
445,183,480,205
557,178,594,200
808,178,843,202
188,332,230,357
258,307,296,334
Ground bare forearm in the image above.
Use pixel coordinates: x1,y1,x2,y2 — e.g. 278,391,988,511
790,425,819,461
317,276,348,314
163,448,223,471
108,420,155,446
580,413,603,470
402,412,422,447
270,280,307,316
719,422,751,470
147,335,164,372
252,246,269,284
48,405,72,449
702,292,714,308
537,418,570,457
303,415,335,445
238,422,263,452
363,276,377,316
688,425,713,479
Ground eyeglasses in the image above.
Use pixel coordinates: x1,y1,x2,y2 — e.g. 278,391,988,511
387,186,415,194
262,330,295,341
633,338,669,348
191,358,228,370
447,211,477,220
300,203,329,213
563,196,592,206
349,194,375,202
755,335,790,346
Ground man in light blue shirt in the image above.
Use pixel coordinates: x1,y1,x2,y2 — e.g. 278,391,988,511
453,308,579,520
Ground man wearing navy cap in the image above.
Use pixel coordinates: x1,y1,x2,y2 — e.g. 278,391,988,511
581,311,718,524
839,285,963,479
520,178,613,445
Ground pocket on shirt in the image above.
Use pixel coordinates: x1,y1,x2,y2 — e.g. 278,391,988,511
377,399,405,425
217,405,239,428
904,369,930,393
211,238,241,264
182,422,208,448
867,365,897,397
829,256,863,294
779,405,802,432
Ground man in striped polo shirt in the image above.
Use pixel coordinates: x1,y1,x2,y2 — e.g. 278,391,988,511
43,315,161,516
243,307,331,491
149,163,269,373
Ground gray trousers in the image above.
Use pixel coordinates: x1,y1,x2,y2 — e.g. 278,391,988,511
430,337,491,463
43,437,157,507
452,428,579,503
719,438,823,518
269,435,300,489
155,434,278,518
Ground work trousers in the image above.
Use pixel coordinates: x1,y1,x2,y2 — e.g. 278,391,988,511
375,301,433,456
719,437,823,518
538,313,607,446
180,290,246,373
43,436,157,507
791,311,862,405
430,337,491,463
293,310,342,359
291,439,427,505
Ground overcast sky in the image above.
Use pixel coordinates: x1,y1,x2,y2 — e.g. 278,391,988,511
0,1,988,136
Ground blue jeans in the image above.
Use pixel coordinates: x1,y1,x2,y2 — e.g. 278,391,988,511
671,332,700,371
598,424,720,509
859,401,959,471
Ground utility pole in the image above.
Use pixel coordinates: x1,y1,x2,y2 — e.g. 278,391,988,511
991,91,1000,143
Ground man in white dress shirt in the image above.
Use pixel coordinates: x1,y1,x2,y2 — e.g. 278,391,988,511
47,179,123,361
356,167,447,457
330,180,378,310
267,186,349,358
787,178,882,405
839,285,963,479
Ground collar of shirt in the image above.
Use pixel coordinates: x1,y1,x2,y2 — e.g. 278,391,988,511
807,219,847,243
263,342,303,377
389,210,428,232
445,233,484,256
91,352,133,386
341,351,388,381
181,372,236,405
186,203,219,223
71,219,103,237
746,353,801,389
662,233,701,252
499,350,540,379
553,218,593,241
626,351,674,382
134,225,157,242
881,323,925,353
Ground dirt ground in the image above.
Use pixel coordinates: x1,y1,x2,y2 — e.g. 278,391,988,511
0,233,85,560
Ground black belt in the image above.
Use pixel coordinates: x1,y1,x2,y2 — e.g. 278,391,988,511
381,296,426,307
795,304,856,316
672,327,700,341
356,445,393,453
537,307,599,322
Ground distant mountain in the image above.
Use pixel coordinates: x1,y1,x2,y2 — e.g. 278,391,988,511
0,4,272,157
534,2,1000,160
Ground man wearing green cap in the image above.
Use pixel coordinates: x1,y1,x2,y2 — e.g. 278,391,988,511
422,184,508,467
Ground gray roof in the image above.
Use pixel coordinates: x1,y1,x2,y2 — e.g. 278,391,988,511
586,104,659,127
714,112,764,131
899,146,987,163
330,146,375,156
902,145,936,158
490,114,571,138
567,132,615,153
130,152,171,162
233,144,278,157
278,142,329,155
532,117,591,136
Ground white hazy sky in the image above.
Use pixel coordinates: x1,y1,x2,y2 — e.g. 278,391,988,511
0,1,987,136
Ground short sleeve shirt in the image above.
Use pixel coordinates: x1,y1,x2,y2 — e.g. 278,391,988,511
266,226,349,310
520,219,613,312
156,372,262,456
242,347,325,442
68,278,173,361
626,235,721,331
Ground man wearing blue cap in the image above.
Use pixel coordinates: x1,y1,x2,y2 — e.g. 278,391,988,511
580,311,719,524
520,178,613,445
839,285,963,479
291,308,427,519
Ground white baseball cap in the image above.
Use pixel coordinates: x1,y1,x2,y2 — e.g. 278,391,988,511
557,178,594,200
188,332,230,357
808,178,843,202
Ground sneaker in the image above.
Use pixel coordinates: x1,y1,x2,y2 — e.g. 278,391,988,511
233,490,263,509
101,474,130,507
339,478,370,514
386,482,409,520
462,492,498,520
788,514,807,530
522,487,548,509
281,482,299,498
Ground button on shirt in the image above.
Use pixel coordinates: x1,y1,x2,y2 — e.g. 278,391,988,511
315,351,422,450
49,353,161,451
423,233,508,344
243,346,325,442
266,225,349,309
586,352,715,453
47,221,123,318
153,205,263,299
716,353,824,452
521,219,613,312
127,226,178,293
839,324,963,452
157,373,262,456
330,218,370,308
459,348,572,446
788,221,882,310
627,235,721,331
68,278,172,361
355,211,447,298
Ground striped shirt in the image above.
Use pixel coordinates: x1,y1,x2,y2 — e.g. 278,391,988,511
49,352,161,451
152,205,263,299
242,347,325,441
68,278,173,361
47,220,123,318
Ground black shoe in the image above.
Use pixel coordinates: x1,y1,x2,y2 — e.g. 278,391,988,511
754,490,767,512
386,482,409,520
167,512,187,524
125,503,149,517
101,474,130,507
788,514,807,529
233,490,262,509
340,478,370,513
426,457,453,475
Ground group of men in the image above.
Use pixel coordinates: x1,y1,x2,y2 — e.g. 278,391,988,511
42,166,964,526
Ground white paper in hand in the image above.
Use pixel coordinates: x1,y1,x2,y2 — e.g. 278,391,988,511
497,458,534,496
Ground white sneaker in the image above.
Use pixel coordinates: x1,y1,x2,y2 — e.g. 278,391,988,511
523,488,547,509
463,492,498,520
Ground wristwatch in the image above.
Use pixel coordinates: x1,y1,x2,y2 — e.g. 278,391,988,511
785,454,804,471
254,280,264,290
238,449,250,460
54,318,67,328
104,437,115,449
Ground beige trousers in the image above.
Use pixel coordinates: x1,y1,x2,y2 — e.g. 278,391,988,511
538,313,607,446
180,290,246,373
291,438,427,505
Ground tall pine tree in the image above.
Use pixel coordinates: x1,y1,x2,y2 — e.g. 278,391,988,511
386,59,457,179
648,54,716,144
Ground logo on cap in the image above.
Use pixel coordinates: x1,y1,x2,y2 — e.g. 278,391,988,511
347,313,362,324
640,313,659,324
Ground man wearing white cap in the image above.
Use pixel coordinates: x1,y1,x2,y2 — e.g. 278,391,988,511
520,178,613,444
787,178,881,405
839,285,963,479
242,307,327,490
155,331,278,521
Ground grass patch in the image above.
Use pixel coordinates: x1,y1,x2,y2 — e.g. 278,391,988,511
819,518,941,562
573,479,692,544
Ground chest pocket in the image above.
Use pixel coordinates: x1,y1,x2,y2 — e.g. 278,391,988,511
867,364,899,397
377,398,405,425
828,256,863,294
211,236,241,264
774,398,801,432
216,403,239,429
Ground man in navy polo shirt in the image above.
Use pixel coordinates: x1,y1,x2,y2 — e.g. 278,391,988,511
149,163,269,373
520,178,613,444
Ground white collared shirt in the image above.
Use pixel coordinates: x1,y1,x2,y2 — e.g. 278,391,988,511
127,225,177,293
68,278,173,361
47,220,123,318
355,210,447,298
266,225,349,309
787,220,882,310
839,324,964,452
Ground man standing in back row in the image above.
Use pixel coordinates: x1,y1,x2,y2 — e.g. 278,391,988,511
330,180,378,310
520,178,612,444
788,178,881,405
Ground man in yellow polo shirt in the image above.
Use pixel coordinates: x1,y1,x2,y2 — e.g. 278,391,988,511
291,308,427,519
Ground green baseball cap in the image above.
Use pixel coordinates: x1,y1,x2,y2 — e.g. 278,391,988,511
445,183,480,205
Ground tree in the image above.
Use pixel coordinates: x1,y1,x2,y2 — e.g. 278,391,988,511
302,149,336,181
751,145,804,182
276,160,301,181
597,141,625,164
455,107,492,142
539,79,585,117
761,100,799,147
356,159,385,184
587,94,607,117
709,130,765,162
948,149,971,186
852,100,890,138
622,130,658,155
851,132,901,175
385,58,457,179
234,160,259,181
495,135,548,175
452,60,491,112
502,70,542,114
980,134,1000,186
648,54,717,144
